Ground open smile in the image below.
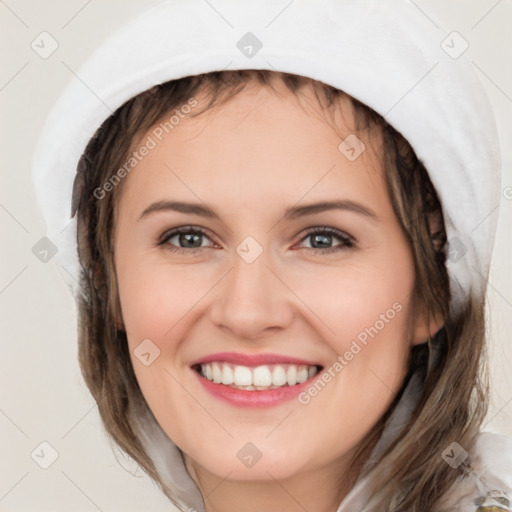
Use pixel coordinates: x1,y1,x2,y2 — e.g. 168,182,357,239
190,352,324,407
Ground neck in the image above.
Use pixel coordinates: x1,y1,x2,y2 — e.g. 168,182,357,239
183,451,367,512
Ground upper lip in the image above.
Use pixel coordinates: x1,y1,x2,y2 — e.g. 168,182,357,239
189,352,322,367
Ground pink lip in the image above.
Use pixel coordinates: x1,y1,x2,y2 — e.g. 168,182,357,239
189,351,320,367
189,352,323,408
192,369,318,408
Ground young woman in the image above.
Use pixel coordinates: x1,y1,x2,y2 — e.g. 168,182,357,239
31,1,512,511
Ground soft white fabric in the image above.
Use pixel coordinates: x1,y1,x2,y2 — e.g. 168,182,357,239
31,0,501,315
30,0,508,510
436,432,512,512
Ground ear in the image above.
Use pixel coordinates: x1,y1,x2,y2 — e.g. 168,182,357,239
116,314,125,331
411,307,444,345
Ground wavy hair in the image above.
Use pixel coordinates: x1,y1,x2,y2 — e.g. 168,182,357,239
72,70,489,512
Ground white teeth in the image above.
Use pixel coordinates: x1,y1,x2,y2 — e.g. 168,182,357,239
199,362,319,389
253,365,272,387
272,365,287,386
296,367,309,384
221,365,234,385
233,365,252,386
286,365,297,386
212,363,222,384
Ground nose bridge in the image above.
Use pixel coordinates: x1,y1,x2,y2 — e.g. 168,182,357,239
209,240,293,337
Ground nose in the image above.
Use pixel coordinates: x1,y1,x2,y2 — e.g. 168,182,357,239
209,247,294,340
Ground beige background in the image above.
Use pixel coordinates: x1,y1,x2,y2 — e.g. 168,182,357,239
1,1,511,510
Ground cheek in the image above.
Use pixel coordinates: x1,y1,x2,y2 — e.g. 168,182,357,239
289,249,414,347
117,255,207,343
284,244,415,405
116,259,208,442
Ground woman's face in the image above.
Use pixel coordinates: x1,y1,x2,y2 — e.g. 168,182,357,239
114,81,428,484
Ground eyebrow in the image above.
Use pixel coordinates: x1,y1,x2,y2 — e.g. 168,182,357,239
137,199,379,222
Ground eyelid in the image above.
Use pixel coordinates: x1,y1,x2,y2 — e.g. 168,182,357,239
299,226,354,243
158,225,355,255
158,225,219,250
295,226,355,253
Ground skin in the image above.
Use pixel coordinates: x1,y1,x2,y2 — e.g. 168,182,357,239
114,80,440,512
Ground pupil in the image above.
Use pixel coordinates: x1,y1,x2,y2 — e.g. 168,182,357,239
180,232,201,248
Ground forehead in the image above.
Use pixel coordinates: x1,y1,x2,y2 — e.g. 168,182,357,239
116,80,387,218
187,78,359,144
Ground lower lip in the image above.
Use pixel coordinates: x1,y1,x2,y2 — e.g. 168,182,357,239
193,370,318,408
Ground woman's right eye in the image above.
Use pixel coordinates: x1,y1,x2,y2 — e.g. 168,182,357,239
159,227,215,254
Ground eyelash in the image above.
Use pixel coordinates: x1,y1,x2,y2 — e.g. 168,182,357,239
157,226,355,255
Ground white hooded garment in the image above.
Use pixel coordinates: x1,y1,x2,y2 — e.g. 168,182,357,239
30,1,512,510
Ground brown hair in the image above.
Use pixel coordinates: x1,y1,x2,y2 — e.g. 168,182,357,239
72,70,488,511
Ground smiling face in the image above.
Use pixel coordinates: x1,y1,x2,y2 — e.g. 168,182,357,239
113,80,430,492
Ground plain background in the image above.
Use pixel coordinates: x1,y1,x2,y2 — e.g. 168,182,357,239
1,1,511,510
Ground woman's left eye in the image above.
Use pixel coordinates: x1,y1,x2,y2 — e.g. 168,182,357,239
158,226,354,255
297,227,354,254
